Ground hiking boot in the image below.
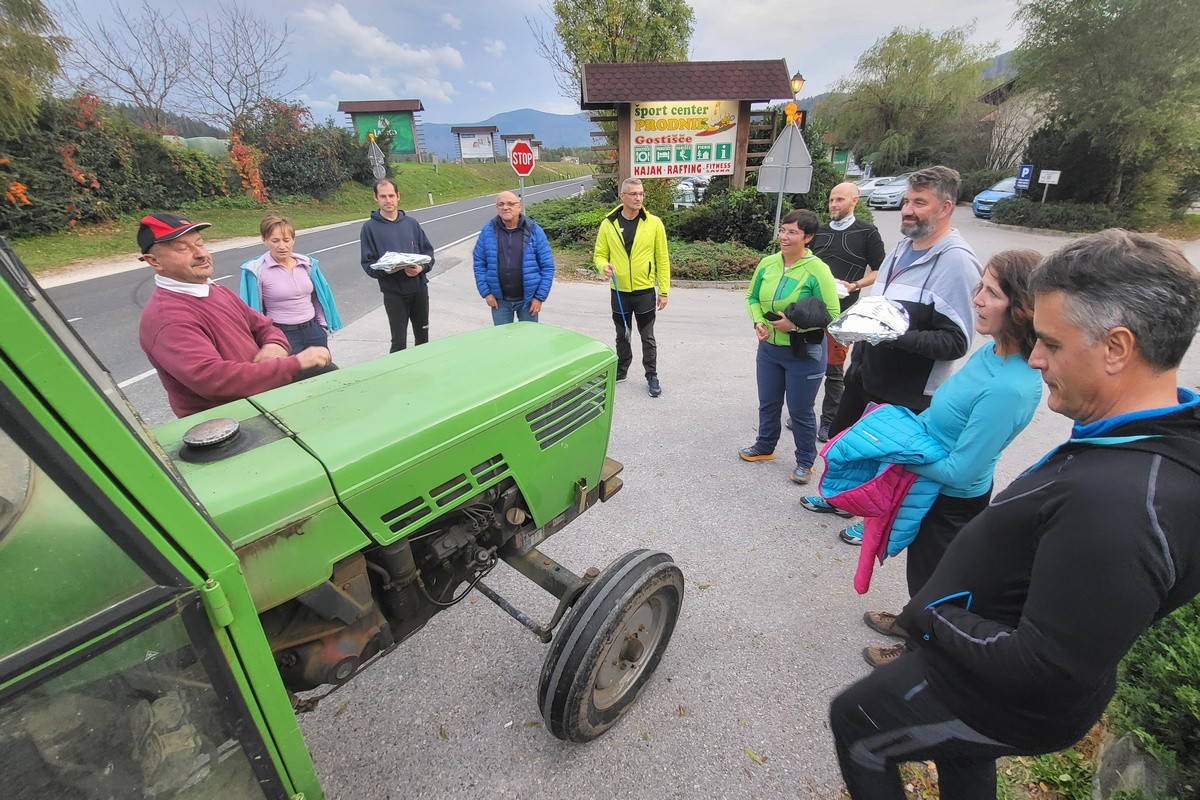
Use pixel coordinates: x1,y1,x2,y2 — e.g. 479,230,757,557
790,466,815,485
817,422,831,442
799,495,853,518
837,521,864,546
739,445,775,462
863,643,908,668
863,611,909,639
647,375,661,397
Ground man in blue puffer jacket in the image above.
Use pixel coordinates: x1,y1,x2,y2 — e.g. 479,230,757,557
472,191,555,324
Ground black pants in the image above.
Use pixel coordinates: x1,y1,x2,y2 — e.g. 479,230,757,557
830,653,1025,800
611,288,658,378
819,362,845,428
383,291,430,353
829,363,931,438
906,489,991,597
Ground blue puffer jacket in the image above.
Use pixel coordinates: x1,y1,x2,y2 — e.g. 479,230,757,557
472,215,555,303
819,404,946,558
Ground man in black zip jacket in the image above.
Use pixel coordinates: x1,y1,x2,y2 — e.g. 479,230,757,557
829,229,1200,799
360,178,436,352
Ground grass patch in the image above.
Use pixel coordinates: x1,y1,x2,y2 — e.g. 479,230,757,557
1158,214,1200,241
10,161,594,274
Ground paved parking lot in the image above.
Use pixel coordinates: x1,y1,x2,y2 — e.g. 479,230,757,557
295,214,1200,799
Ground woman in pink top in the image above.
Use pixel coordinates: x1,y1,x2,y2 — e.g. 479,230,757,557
239,216,343,372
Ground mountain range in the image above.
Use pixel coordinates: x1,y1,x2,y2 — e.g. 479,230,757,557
420,109,594,160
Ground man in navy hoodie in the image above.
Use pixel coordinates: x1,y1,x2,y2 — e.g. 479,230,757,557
829,230,1200,800
360,178,436,352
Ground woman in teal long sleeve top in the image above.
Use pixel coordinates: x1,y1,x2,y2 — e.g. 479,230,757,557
742,209,841,484
818,249,1045,668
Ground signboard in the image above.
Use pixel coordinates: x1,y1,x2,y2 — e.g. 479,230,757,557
1038,169,1061,185
629,100,739,178
351,111,416,155
458,133,495,160
510,141,535,177
1016,163,1034,191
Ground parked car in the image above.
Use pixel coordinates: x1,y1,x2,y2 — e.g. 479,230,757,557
855,176,894,201
972,176,1019,218
867,174,912,210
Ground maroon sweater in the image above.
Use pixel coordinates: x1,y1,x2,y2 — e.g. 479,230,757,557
139,284,301,417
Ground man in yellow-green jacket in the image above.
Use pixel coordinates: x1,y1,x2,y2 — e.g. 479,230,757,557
593,178,671,397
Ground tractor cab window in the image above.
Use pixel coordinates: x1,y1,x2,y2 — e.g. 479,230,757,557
0,423,286,800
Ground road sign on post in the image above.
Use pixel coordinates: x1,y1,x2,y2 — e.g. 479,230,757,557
1016,163,1034,191
756,123,813,236
510,141,535,199
1037,169,1061,204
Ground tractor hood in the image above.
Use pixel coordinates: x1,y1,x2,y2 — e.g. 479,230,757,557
156,324,615,550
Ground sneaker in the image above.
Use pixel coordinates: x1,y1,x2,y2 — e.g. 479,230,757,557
863,643,908,668
790,466,815,484
739,445,775,462
837,521,864,546
799,495,853,518
863,611,909,639
615,372,628,382
647,376,661,397
785,417,793,430
817,423,830,442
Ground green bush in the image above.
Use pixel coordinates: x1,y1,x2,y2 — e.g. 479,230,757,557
1109,594,1200,795
233,100,351,200
686,186,781,251
959,169,1014,202
669,239,762,280
0,95,226,238
991,197,1117,231
527,191,610,247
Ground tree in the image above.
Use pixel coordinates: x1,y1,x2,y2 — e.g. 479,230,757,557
57,0,191,132
828,25,996,174
1014,0,1200,214
0,0,66,137
182,0,313,129
528,0,695,99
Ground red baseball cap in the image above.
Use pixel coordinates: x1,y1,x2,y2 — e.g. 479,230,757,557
138,213,211,254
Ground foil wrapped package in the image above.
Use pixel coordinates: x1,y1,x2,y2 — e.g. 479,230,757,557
371,251,432,273
828,296,911,346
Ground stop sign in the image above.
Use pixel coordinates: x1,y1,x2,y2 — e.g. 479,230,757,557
509,141,535,177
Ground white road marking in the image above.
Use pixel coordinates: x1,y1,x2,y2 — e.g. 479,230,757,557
118,368,157,388
67,317,82,322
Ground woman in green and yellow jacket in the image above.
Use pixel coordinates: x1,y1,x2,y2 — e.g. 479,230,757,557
742,209,841,484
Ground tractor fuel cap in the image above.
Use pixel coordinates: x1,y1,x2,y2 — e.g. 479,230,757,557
182,417,240,448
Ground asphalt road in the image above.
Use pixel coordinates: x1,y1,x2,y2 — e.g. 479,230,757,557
282,210,1199,800
42,175,594,425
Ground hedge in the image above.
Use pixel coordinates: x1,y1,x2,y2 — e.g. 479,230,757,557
1,95,227,238
1109,594,1200,795
990,197,1117,232
669,239,762,281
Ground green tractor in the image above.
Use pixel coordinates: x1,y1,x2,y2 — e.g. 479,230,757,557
0,238,684,799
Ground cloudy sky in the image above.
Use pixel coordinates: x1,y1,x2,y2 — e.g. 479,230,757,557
54,0,1026,124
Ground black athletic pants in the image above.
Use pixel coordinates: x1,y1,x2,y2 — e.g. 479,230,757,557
905,489,991,597
611,287,658,378
830,653,1025,800
383,291,430,353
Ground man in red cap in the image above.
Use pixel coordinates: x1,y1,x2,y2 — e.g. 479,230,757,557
137,213,331,417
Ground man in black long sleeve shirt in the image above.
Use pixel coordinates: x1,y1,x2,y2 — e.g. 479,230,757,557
829,229,1200,799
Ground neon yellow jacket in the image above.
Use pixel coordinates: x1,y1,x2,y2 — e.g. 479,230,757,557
593,207,671,294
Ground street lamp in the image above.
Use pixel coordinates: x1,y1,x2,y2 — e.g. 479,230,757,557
791,72,805,96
